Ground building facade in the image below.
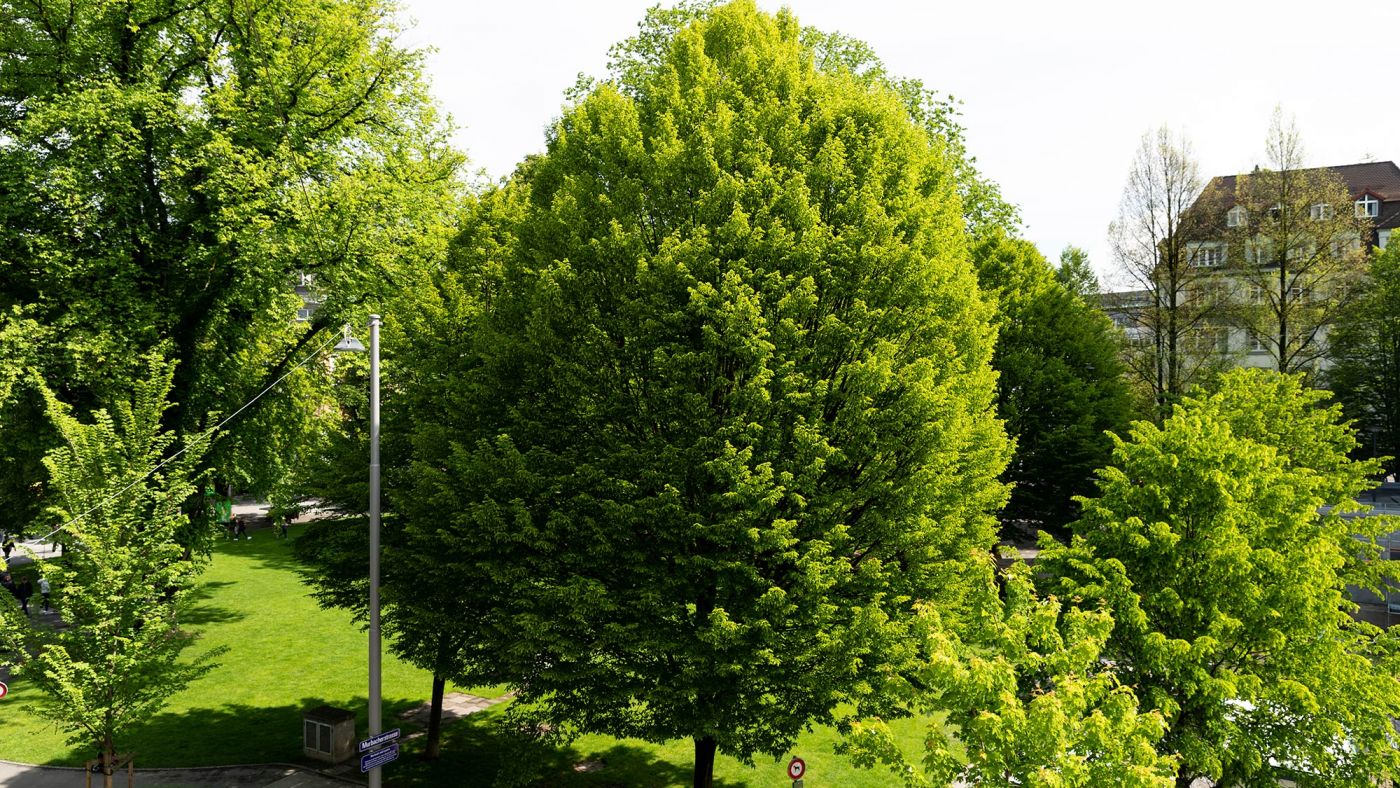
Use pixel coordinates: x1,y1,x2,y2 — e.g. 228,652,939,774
1104,160,1400,373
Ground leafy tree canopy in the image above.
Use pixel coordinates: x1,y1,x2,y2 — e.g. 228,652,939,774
1056,244,1099,299
842,560,1177,787
399,2,1011,784
1039,369,1400,786
1326,240,1400,470
970,232,1131,534
0,0,461,522
0,357,225,781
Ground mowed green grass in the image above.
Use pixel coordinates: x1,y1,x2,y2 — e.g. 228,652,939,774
0,525,931,786
1,526,453,767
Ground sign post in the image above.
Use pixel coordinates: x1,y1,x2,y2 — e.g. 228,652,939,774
787,756,806,787
358,728,400,774
360,742,399,773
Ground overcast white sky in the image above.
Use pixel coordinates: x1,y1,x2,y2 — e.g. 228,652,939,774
398,0,1400,287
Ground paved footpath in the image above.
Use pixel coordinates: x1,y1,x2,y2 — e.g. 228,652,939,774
0,760,360,788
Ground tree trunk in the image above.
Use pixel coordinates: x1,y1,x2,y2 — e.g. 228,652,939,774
425,673,447,760
101,740,114,788
692,735,717,788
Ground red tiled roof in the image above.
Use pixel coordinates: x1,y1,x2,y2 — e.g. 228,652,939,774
1196,161,1400,230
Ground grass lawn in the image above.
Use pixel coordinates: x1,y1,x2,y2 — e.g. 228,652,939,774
0,525,933,786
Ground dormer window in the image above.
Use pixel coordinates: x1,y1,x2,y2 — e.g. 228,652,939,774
1226,206,1245,227
1356,194,1380,218
1310,203,1332,220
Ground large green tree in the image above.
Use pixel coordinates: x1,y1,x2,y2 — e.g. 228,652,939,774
0,358,224,788
399,3,1011,785
0,0,460,523
971,232,1131,535
1039,370,1400,786
1325,240,1400,466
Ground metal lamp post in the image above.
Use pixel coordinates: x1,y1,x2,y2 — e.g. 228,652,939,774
335,315,382,788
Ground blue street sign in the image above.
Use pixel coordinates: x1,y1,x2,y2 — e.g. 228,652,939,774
358,728,401,753
359,742,399,773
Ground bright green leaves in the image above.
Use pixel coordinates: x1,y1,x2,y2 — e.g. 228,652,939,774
0,356,225,763
843,563,1176,787
1040,370,1400,784
0,0,461,515
396,1,1008,781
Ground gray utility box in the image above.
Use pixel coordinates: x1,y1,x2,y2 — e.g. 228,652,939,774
303,705,356,763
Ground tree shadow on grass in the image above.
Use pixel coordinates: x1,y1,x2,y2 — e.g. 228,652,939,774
23,693,752,788
33,695,433,769
209,529,307,575
389,706,752,788
180,581,244,626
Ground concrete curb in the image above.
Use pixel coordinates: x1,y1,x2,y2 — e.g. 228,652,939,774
0,758,364,787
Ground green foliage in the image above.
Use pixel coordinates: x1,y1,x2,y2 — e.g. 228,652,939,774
0,0,461,519
1039,369,1400,785
1327,241,1400,469
0,357,225,769
970,233,1131,534
400,2,1010,783
602,0,1021,238
1056,245,1099,298
842,561,1176,787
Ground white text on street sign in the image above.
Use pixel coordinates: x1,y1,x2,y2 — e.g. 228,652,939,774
360,742,399,772
358,728,401,753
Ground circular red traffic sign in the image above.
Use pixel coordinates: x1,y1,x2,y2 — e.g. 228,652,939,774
787,757,805,779
0,681,8,699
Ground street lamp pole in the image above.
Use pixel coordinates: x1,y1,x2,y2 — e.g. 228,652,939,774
367,314,383,788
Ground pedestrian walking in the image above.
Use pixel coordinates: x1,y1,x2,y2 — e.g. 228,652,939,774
2,537,12,560
38,576,50,611
235,516,249,540
16,578,32,616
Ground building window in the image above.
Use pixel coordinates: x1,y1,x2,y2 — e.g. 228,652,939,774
1248,285,1266,304
1226,206,1245,227
1248,331,1267,353
1356,195,1380,218
1190,327,1229,354
1247,242,1275,265
1191,246,1224,267
1310,203,1332,220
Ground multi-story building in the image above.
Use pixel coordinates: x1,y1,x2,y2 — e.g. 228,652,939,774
1104,160,1400,371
